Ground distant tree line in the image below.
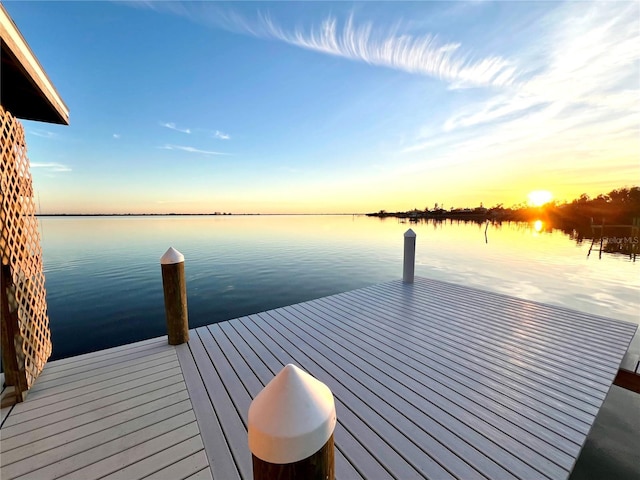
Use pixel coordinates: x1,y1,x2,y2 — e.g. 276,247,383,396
507,187,640,226
368,186,640,227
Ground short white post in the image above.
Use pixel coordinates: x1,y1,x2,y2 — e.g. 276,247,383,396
248,364,336,480
160,247,189,345
403,228,416,283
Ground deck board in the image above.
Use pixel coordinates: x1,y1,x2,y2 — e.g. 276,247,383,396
174,343,239,480
280,303,575,472
220,319,378,480
0,340,212,480
1,276,635,480
324,289,605,419
2,407,196,479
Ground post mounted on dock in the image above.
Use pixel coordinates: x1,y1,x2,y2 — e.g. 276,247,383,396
249,364,337,480
160,247,189,345
403,228,416,283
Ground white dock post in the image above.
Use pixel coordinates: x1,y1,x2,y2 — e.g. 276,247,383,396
160,247,189,345
248,364,337,480
403,228,416,283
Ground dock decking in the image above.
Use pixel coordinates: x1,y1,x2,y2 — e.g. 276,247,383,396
0,338,212,480
1,276,637,479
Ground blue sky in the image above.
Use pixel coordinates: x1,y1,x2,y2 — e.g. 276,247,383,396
6,1,639,214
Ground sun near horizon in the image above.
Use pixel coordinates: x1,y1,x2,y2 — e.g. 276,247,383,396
527,190,554,207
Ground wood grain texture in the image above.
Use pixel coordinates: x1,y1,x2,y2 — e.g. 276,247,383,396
162,262,189,345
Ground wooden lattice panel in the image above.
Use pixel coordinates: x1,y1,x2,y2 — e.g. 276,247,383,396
1,105,52,395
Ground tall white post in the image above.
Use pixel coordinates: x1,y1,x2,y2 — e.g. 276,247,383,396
403,228,416,283
248,364,336,480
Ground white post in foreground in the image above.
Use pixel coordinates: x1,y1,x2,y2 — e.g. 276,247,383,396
248,364,336,480
403,228,416,283
160,247,189,345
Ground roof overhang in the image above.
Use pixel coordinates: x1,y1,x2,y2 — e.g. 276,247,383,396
0,4,69,125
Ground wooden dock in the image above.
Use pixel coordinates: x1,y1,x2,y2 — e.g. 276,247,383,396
1,277,637,479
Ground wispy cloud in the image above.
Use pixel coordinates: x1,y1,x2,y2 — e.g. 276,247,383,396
31,162,72,172
30,129,57,139
160,122,191,134
136,3,516,88
253,13,516,88
113,133,121,139
160,144,228,155
214,130,230,140
402,2,639,173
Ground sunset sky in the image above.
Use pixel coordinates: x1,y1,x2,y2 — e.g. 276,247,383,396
6,1,639,214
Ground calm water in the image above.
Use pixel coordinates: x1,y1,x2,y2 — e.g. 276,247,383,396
39,215,638,478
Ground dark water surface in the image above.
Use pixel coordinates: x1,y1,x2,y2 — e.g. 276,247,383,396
39,215,639,478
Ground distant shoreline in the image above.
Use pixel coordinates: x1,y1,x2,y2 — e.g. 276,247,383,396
35,213,365,217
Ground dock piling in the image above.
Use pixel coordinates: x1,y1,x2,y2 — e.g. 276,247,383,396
160,247,189,345
403,228,416,283
248,364,336,480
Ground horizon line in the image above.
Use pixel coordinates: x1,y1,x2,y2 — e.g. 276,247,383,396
35,212,367,217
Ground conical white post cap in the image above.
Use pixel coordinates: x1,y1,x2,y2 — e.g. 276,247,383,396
248,364,336,464
160,247,184,265
404,228,416,237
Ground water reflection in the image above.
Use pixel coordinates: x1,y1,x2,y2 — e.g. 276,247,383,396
394,216,638,262
533,220,543,232
39,215,638,361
